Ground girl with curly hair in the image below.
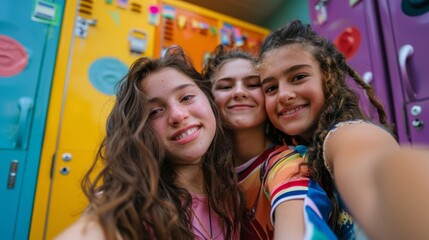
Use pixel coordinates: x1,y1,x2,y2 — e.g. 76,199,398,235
259,20,429,239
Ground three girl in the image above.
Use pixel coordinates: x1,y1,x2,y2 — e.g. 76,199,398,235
56,46,244,240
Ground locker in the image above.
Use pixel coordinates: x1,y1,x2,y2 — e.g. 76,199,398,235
0,0,64,239
309,0,429,144
308,0,395,125
30,0,156,238
156,0,269,71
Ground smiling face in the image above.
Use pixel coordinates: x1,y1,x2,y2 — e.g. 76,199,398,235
142,67,216,165
259,44,325,140
211,59,266,130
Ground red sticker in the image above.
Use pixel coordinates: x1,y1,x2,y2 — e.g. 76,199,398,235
334,27,361,60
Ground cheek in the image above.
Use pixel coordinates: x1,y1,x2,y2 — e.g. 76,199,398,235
251,90,265,104
213,95,224,108
206,110,217,139
264,97,275,111
149,120,165,139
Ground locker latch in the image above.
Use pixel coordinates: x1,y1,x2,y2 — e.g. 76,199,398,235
7,160,18,189
75,16,97,39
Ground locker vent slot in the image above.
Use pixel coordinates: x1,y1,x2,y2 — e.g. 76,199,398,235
130,3,142,14
79,0,93,16
163,18,174,43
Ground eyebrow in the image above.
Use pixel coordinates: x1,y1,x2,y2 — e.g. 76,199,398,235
261,64,311,85
216,74,260,82
148,83,197,103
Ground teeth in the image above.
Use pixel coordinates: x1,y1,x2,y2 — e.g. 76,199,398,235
175,127,198,140
285,106,303,115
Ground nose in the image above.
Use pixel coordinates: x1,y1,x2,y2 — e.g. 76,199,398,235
168,104,189,126
232,82,248,100
278,83,296,105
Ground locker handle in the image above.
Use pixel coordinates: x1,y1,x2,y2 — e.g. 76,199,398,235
15,97,33,148
399,44,416,101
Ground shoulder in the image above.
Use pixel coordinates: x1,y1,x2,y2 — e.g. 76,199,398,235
55,215,107,240
325,120,396,150
324,120,398,175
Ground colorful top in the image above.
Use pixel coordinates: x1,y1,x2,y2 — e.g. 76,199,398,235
262,144,356,240
191,193,239,240
236,145,277,239
237,145,309,239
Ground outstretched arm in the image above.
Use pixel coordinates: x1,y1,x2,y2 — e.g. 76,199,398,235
326,122,429,238
375,146,429,239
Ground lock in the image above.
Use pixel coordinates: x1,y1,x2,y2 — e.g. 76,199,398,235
410,105,422,116
412,119,424,130
62,153,72,162
60,166,70,175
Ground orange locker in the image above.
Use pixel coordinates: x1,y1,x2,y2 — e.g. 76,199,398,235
155,0,269,71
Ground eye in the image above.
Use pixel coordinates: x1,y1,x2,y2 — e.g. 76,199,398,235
215,84,232,90
247,82,261,89
149,108,163,118
181,94,195,102
263,84,278,94
292,73,308,82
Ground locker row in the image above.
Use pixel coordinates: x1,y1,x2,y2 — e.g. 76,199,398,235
1,0,428,239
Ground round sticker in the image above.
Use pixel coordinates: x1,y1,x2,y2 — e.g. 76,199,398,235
88,57,128,95
0,35,28,77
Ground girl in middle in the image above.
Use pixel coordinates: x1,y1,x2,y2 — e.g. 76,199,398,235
203,45,310,240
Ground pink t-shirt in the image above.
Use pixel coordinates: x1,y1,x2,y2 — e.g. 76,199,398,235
191,194,238,240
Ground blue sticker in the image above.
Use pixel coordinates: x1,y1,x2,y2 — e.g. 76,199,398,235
88,57,128,95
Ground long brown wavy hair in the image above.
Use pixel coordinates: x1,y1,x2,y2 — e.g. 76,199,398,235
259,20,394,234
82,46,245,240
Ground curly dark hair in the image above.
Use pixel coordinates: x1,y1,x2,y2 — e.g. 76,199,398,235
82,46,245,240
259,20,394,234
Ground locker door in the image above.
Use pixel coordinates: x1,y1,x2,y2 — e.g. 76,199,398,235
0,0,63,239
308,0,395,123
378,0,429,144
39,0,156,238
156,3,219,71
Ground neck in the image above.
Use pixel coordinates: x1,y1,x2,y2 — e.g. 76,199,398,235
233,125,271,166
174,163,206,195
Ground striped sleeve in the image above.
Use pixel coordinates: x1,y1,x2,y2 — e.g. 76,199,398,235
262,147,309,224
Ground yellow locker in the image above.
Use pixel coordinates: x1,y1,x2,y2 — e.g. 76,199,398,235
30,0,157,239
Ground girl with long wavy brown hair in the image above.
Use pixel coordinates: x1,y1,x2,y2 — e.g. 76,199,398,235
258,20,429,239
56,46,245,240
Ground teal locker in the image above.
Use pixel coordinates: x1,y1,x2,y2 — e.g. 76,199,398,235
0,0,64,239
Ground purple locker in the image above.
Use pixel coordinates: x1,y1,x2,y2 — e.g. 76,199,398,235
308,0,429,144
308,0,395,125
377,0,429,144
